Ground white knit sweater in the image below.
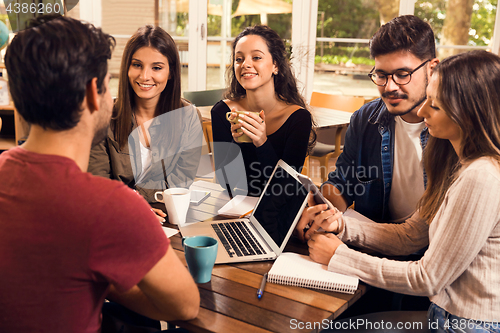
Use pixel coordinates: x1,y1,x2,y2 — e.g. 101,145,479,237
329,157,500,321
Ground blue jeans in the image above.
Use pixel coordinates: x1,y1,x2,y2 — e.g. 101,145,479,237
428,303,500,333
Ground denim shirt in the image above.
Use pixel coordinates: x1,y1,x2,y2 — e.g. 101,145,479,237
323,98,428,222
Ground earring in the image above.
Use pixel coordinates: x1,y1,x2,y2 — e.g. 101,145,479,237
273,71,278,75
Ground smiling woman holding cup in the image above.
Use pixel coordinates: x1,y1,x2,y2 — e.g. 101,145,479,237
211,25,315,196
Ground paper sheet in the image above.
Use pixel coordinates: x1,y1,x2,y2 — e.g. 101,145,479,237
217,195,259,217
162,226,179,238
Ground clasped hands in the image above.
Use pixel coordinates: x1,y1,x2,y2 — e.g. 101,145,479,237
228,108,267,147
295,193,345,265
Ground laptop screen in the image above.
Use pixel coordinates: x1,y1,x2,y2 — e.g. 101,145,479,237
252,164,308,248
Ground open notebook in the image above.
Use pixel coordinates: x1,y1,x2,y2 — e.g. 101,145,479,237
267,252,359,294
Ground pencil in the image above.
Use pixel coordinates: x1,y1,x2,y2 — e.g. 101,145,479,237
239,210,253,218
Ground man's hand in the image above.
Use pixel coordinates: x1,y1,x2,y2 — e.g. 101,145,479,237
308,233,344,265
295,193,342,242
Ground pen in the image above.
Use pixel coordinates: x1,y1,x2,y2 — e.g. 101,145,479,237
220,166,233,199
238,209,253,218
257,273,268,299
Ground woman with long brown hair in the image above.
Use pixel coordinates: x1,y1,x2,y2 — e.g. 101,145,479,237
301,50,500,330
89,25,202,222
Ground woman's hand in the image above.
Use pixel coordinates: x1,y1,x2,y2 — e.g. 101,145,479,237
295,193,342,242
238,110,267,147
308,233,344,265
133,189,167,224
228,108,245,142
151,208,167,224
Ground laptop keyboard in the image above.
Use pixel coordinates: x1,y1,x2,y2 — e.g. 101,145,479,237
212,221,268,257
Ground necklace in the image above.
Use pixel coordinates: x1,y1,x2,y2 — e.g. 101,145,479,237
265,99,281,115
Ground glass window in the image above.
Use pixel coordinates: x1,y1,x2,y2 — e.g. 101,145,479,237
313,0,379,99
158,0,189,93
204,0,293,90
415,0,497,59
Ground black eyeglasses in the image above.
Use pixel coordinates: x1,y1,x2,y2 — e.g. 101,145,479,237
368,59,430,87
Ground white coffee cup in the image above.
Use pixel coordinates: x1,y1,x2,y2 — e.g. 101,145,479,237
154,188,191,225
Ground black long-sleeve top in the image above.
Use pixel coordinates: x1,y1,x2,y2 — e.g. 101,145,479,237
211,100,312,196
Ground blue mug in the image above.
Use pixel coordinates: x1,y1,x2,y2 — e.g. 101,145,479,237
183,236,218,283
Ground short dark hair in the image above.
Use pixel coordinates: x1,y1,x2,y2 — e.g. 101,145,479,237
113,25,182,148
5,14,115,130
370,15,436,61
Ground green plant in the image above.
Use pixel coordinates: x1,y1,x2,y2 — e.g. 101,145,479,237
315,54,374,66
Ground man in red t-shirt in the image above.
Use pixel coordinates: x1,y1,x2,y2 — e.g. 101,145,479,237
0,15,199,332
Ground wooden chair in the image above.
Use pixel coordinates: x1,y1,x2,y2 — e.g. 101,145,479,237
196,120,216,182
309,92,365,183
310,92,365,112
364,96,378,104
202,121,213,154
183,88,226,107
185,88,224,181
301,156,310,176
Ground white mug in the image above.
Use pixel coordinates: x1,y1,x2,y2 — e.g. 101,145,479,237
154,188,191,225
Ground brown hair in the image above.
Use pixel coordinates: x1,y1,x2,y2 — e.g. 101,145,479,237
370,15,436,61
113,25,182,148
419,50,500,222
226,25,306,108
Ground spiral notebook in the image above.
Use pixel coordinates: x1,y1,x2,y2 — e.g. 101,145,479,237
267,252,359,294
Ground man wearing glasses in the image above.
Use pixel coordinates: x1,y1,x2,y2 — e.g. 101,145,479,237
296,15,438,313
318,15,438,225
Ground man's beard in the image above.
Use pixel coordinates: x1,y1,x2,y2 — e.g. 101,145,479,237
382,75,428,116
382,91,427,117
91,93,112,147
91,123,109,147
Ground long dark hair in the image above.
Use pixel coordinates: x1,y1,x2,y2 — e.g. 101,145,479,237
113,25,182,148
225,25,316,153
225,25,307,109
419,50,500,222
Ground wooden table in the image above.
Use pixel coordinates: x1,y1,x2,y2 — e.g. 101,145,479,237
185,180,231,224
154,181,368,333
197,105,353,130
310,106,353,130
168,234,367,333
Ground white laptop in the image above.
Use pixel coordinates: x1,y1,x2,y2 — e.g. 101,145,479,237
179,159,309,264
